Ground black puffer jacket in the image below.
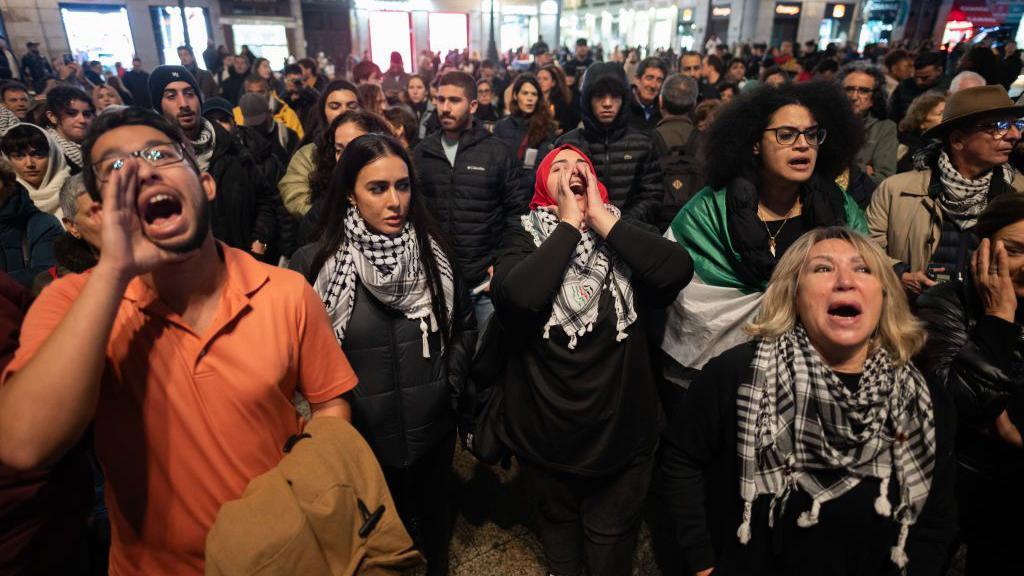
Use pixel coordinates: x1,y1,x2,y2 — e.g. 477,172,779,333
493,114,555,201
554,62,663,225
207,121,278,256
916,279,1024,477
289,244,478,468
412,122,526,286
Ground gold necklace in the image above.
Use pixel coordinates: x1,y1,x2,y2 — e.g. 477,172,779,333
759,201,800,257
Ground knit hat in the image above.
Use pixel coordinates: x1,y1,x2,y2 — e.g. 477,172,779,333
202,96,233,119
148,65,203,112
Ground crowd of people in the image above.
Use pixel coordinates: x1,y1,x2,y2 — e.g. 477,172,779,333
0,30,1022,576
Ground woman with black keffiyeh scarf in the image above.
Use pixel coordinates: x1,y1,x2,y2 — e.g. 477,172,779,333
662,227,956,576
489,145,693,576
288,134,476,576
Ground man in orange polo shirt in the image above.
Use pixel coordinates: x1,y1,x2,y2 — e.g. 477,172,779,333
0,107,358,575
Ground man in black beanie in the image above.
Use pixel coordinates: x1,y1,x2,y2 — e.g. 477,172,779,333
149,64,276,259
553,61,663,225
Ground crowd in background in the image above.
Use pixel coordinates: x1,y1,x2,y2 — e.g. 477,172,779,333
0,27,1022,576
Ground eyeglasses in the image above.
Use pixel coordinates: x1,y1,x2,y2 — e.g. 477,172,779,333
974,119,1024,140
93,143,186,184
843,86,874,96
764,126,827,147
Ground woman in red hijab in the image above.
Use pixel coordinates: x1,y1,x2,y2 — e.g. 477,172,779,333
490,145,693,576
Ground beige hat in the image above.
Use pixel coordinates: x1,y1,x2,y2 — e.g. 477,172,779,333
923,84,1024,139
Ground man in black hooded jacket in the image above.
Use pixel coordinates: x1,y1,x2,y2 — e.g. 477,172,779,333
554,62,663,226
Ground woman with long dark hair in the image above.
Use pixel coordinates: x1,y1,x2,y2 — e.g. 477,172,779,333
254,57,285,95
493,74,557,195
290,134,476,576
490,144,692,575
661,81,867,386
297,109,394,243
279,79,362,217
404,74,439,140
538,64,580,134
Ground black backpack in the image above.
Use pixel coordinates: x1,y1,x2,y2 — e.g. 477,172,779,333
653,125,704,232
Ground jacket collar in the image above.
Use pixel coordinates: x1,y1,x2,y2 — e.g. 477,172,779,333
421,120,490,158
123,242,269,318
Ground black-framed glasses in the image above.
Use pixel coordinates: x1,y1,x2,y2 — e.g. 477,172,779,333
93,143,186,184
974,119,1024,140
764,126,827,147
843,86,874,96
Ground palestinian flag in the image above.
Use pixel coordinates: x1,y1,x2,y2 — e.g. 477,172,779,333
661,186,867,372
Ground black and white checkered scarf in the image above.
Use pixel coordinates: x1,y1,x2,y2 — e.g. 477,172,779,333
313,208,455,357
188,119,217,172
46,127,82,170
935,150,1015,230
736,326,936,569
521,207,635,350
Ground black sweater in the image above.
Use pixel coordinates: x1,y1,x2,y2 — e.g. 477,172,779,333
662,342,957,576
492,219,692,476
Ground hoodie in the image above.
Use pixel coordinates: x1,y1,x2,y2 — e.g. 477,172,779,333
554,62,663,225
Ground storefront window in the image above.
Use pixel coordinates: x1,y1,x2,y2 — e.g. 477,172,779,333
368,11,412,71
151,6,211,68
232,24,290,68
858,0,899,51
59,4,136,68
819,3,853,46
429,12,468,58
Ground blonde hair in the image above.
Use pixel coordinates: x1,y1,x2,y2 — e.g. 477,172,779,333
746,227,925,365
92,85,123,109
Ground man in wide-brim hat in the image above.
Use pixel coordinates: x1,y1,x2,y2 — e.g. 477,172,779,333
867,84,1024,297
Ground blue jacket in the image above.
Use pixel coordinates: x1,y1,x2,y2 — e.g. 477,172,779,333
0,185,62,287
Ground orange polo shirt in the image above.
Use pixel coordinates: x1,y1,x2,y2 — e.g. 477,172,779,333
4,245,357,575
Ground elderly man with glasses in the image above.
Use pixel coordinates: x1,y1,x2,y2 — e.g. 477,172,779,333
867,85,1024,298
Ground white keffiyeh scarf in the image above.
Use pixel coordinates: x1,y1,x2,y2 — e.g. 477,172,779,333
936,150,1016,230
188,119,217,172
736,326,936,568
46,127,82,170
313,208,455,357
521,207,636,350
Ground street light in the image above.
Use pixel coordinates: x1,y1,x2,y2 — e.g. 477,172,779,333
488,0,498,62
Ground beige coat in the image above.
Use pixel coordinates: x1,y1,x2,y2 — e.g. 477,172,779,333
867,167,1024,272
278,142,317,218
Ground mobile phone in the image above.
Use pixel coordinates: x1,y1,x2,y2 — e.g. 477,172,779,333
926,264,951,283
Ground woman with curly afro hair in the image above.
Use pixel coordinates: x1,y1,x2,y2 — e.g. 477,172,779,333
660,81,868,382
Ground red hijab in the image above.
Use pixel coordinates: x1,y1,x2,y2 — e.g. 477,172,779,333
529,144,609,210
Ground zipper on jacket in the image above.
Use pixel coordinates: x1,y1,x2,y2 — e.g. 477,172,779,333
387,311,409,466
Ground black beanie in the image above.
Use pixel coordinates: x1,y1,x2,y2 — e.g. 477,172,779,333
148,65,203,113
977,191,1024,239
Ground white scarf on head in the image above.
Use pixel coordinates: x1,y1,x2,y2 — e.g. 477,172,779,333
6,124,70,219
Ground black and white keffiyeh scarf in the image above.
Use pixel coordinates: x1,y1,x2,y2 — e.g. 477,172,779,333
521,207,636,350
936,150,1016,230
313,208,455,358
46,127,83,170
189,119,217,172
736,326,936,568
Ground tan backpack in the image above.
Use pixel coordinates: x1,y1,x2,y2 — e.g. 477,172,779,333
205,416,424,576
